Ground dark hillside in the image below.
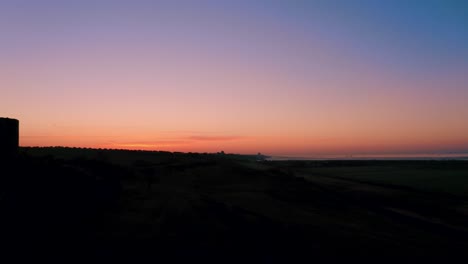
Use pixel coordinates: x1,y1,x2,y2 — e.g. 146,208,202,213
1,147,468,263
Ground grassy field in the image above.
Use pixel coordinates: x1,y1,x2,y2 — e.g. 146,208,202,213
294,162,468,196
1,147,468,263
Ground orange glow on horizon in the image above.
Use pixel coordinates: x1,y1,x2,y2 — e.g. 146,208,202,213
19,130,468,156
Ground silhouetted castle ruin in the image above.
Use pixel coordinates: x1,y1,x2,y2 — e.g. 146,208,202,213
0,117,19,158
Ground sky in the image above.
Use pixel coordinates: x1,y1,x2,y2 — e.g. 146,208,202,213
1,0,467,156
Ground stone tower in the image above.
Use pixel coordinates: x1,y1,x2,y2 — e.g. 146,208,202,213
0,117,19,158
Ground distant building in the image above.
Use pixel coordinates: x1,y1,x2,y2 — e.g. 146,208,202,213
0,117,19,158
256,153,266,161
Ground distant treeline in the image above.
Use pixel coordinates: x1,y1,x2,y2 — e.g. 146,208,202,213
20,146,267,162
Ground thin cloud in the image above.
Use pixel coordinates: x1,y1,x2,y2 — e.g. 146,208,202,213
188,135,245,141
107,135,246,149
105,140,190,149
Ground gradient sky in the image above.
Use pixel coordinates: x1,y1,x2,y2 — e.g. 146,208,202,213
1,0,467,156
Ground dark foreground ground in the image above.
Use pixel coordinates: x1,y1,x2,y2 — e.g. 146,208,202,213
1,147,468,263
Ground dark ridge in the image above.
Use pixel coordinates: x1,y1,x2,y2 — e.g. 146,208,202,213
0,147,467,263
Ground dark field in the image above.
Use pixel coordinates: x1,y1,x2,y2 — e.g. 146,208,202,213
2,147,468,263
